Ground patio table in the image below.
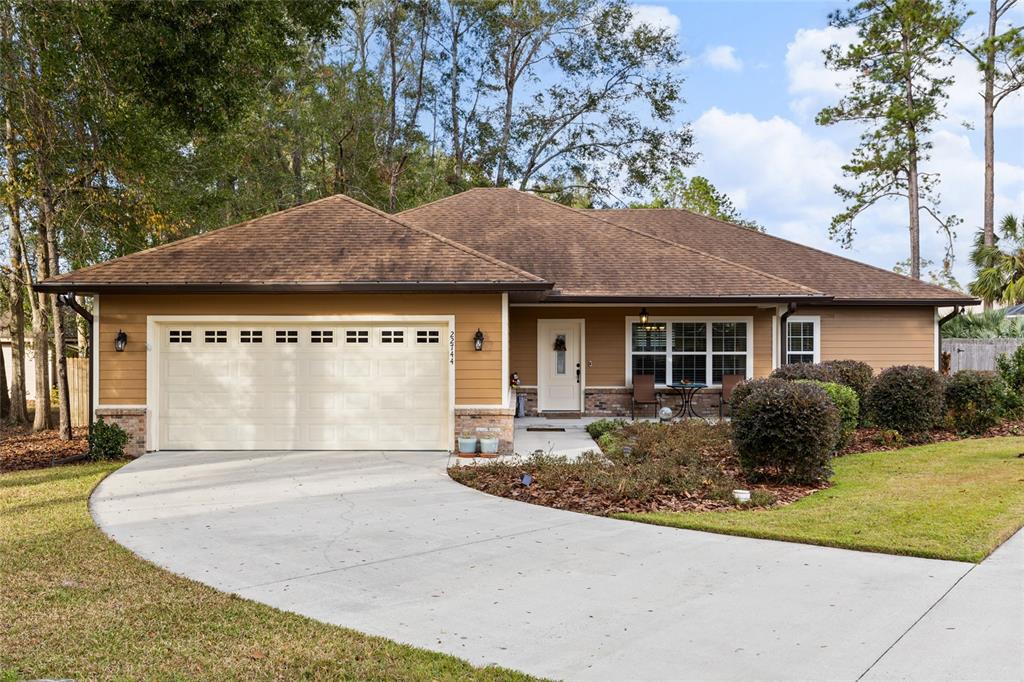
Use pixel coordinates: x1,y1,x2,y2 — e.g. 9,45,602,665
668,382,708,421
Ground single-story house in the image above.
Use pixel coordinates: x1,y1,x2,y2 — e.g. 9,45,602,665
36,188,976,455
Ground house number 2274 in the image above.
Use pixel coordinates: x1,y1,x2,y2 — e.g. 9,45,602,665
449,331,456,365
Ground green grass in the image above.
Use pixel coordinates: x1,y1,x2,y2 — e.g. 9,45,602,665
616,436,1024,563
0,462,538,681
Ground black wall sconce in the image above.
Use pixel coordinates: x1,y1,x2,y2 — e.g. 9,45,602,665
114,329,128,352
473,328,485,351
639,307,649,325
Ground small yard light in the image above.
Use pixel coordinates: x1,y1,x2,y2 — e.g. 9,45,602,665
114,329,128,352
520,472,534,487
473,328,485,351
639,307,649,325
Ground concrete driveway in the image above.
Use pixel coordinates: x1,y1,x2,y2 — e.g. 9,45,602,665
92,450,1023,681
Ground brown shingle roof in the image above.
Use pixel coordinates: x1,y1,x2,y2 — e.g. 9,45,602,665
38,194,548,293
399,189,824,301
591,208,974,304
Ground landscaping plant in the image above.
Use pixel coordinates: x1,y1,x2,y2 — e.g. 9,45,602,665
585,418,628,440
731,380,840,484
996,345,1024,416
796,380,859,446
865,365,945,437
945,370,1007,435
772,359,873,421
729,377,788,413
87,417,131,460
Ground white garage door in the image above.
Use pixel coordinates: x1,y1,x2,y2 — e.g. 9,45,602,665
156,322,450,451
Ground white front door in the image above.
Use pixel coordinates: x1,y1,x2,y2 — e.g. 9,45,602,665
537,319,583,412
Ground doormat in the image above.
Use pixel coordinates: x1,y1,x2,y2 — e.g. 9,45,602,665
525,426,566,432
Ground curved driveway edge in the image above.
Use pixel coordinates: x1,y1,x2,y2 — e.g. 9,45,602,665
91,450,1021,681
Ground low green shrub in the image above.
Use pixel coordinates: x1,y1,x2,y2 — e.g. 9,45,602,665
732,380,840,484
88,417,130,460
944,370,1006,434
796,380,859,446
585,418,628,440
996,345,1024,417
772,359,873,422
865,365,945,437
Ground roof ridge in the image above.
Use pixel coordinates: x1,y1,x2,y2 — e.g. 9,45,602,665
520,191,824,296
46,194,345,283
332,193,545,283
634,206,966,299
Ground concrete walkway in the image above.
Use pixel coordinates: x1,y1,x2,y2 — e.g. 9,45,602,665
92,450,1023,681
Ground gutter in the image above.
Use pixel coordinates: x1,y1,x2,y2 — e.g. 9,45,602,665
56,293,94,441
779,302,798,367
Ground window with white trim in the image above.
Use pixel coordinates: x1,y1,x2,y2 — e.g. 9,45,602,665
381,330,404,344
276,330,298,344
416,330,440,344
629,318,750,386
205,330,227,344
240,330,262,343
786,317,820,364
169,330,191,344
345,330,369,344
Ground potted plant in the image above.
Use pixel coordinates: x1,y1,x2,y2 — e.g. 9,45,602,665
457,434,478,455
479,435,500,455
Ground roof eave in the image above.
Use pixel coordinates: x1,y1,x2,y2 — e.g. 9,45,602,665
33,280,553,295
828,297,981,306
538,294,833,304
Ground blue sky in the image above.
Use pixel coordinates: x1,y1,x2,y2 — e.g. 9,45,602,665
627,1,1024,287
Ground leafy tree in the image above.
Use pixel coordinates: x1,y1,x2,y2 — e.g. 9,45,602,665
817,0,965,280
631,171,762,230
970,214,1024,305
949,0,1023,299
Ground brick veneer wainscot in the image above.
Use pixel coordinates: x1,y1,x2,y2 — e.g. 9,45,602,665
95,407,147,457
517,387,723,419
454,407,515,454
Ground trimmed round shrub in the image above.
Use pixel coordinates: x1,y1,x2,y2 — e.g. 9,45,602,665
996,345,1024,417
585,418,627,440
729,377,788,413
795,380,859,446
772,360,873,421
865,365,945,436
88,417,130,461
944,370,1006,435
820,360,874,411
732,380,840,484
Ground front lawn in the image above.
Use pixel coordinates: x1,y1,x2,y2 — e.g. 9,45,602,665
0,463,536,681
618,437,1024,563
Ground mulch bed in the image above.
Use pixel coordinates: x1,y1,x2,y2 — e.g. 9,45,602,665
449,468,820,516
839,419,1024,455
0,426,89,473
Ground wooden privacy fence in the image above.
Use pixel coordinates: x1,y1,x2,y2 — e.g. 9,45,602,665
943,338,1024,373
67,356,90,427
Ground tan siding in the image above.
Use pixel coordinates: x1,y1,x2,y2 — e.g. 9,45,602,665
510,306,775,385
798,305,936,371
98,293,504,405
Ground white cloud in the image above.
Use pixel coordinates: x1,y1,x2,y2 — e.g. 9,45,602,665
785,26,857,119
689,106,1024,286
628,4,680,35
703,45,743,72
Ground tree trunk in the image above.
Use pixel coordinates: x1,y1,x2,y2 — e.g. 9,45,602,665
0,335,9,420
981,0,997,309
39,188,72,439
76,295,88,356
903,28,921,281
5,194,29,424
31,297,50,431
449,7,463,177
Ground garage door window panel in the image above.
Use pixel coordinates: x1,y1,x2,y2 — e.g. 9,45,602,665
276,330,298,344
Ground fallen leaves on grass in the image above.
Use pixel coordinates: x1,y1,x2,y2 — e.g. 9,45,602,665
0,427,88,472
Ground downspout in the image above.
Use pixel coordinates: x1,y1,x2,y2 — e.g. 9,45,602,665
57,293,94,440
779,302,798,367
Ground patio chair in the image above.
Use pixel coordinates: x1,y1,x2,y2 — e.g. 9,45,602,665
719,373,745,420
631,374,661,420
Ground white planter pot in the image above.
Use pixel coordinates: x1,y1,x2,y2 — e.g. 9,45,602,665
479,437,500,454
733,489,751,503
458,437,478,454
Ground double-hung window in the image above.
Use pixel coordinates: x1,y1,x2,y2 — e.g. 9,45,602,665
786,316,820,364
630,318,751,386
